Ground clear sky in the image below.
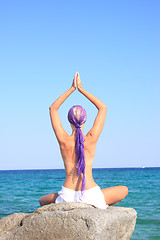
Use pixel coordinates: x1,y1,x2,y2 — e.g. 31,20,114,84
0,0,159,170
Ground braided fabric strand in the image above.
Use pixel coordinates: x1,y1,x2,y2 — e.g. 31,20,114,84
75,125,86,194
68,105,87,194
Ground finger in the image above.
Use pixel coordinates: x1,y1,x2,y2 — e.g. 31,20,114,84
75,72,79,78
74,77,77,86
76,72,79,78
74,76,76,82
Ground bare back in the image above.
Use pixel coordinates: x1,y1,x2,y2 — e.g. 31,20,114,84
40,74,129,208
58,133,97,191
49,74,107,191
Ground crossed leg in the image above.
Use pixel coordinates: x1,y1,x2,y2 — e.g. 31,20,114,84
101,185,129,205
39,193,58,207
39,185,129,207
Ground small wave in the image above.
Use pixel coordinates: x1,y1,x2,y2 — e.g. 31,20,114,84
137,218,160,226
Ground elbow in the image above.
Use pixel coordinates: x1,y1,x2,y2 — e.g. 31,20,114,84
49,105,58,111
100,104,107,111
97,106,107,111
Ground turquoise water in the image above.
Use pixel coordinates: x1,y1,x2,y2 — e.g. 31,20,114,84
0,168,159,239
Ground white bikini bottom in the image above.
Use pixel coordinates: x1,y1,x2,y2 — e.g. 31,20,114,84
55,185,108,209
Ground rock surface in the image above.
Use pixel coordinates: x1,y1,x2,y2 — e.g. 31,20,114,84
0,202,137,240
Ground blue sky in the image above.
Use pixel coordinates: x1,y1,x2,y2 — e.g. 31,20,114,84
0,0,159,170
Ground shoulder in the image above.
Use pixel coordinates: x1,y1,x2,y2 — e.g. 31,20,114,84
58,133,74,146
83,134,97,145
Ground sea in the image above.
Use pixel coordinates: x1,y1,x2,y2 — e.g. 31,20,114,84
0,167,159,239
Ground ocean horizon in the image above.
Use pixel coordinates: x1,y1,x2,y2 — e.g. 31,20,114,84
0,166,159,171
0,167,159,239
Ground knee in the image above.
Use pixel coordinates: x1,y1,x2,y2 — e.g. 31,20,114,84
123,186,129,197
39,196,44,207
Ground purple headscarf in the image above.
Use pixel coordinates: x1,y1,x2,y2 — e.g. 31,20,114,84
68,105,87,194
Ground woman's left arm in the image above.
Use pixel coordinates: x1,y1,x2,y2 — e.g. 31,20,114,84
49,76,76,142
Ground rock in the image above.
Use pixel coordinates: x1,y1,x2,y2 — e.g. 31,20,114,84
0,202,137,240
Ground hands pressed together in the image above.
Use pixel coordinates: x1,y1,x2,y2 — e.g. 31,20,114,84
72,72,82,90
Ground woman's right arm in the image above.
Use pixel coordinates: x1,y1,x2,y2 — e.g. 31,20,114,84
76,73,107,141
49,75,77,143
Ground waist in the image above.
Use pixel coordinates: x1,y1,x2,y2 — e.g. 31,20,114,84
65,167,93,177
63,177,97,191
60,184,99,192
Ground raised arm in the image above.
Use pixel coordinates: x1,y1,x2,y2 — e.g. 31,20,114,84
76,73,107,142
49,75,76,143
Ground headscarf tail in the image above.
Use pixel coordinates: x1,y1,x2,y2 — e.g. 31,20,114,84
68,105,87,194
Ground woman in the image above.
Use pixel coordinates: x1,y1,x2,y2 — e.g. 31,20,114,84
39,72,128,209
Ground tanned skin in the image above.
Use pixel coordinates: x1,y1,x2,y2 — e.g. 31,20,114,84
39,73,128,207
